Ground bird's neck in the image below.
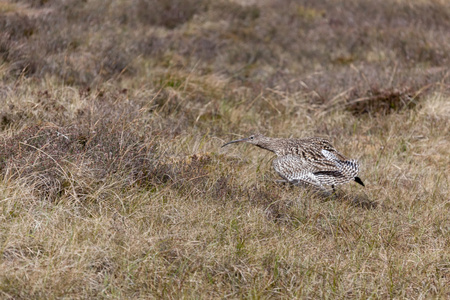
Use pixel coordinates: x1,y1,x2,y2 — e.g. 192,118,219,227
255,138,285,154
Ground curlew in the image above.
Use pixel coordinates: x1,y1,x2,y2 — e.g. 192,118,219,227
222,134,364,192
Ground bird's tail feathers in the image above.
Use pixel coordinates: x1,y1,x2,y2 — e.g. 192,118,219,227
335,159,359,179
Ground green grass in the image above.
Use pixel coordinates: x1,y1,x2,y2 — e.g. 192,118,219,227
0,0,449,298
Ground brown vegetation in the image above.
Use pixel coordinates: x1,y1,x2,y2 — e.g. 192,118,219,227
0,0,449,298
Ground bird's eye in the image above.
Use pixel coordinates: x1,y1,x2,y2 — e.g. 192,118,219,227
250,136,254,140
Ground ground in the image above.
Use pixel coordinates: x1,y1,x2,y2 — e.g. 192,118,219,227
0,0,449,298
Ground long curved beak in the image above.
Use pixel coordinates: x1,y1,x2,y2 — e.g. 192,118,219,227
221,137,249,148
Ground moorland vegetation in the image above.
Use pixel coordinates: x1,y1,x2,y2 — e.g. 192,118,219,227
0,0,449,298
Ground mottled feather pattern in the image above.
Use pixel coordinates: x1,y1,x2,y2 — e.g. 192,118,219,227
222,134,364,190
273,156,325,188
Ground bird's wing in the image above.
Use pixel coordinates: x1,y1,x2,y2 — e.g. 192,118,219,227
297,148,341,172
272,155,326,188
279,139,360,187
273,152,359,187
304,138,348,161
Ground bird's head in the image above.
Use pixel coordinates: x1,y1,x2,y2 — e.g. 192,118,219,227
221,134,265,148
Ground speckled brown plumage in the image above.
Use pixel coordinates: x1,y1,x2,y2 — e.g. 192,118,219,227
222,134,364,191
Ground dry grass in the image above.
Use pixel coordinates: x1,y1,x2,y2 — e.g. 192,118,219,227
0,0,449,298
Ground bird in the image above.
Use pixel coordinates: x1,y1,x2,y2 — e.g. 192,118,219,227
222,134,364,192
